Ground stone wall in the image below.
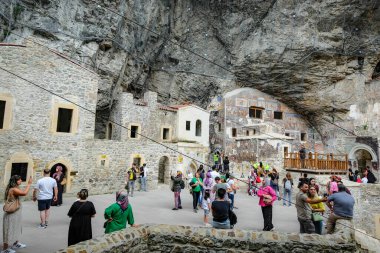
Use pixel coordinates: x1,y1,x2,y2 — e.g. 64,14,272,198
56,223,363,253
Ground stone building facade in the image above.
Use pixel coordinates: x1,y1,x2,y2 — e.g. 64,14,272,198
209,88,323,174
0,42,209,198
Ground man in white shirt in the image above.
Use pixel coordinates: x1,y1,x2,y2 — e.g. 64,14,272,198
32,169,58,228
210,167,220,180
227,175,239,210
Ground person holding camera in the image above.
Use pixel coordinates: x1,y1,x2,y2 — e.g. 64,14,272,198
170,171,184,210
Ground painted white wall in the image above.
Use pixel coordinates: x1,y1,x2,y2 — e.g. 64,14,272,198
176,105,210,147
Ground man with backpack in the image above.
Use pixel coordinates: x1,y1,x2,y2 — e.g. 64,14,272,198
126,163,138,197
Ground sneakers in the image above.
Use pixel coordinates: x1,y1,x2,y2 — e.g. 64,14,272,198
1,248,16,253
193,209,198,213
270,226,275,231
11,242,26,249
38,224,46,229
172,208,178,210
204,223,212,227
178,206,182,209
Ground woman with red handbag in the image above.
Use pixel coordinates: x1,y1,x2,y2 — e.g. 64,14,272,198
2,175,32,253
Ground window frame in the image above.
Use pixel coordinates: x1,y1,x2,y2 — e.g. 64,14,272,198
249,106,264,119
161,126,172,141
195,120,202,137
50,102,79,135
0,93,14,131
273,111,283,120
129,124,140,139
232,128,237,137
186,121,191,131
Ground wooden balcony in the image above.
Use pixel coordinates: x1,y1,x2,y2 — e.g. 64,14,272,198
284,152,348,175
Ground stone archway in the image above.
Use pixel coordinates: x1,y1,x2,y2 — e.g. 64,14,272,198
46,159,72,193
190,161,198,175
348,144,377,173
158,156,170,184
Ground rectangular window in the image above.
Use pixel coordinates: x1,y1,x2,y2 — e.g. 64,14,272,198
274,111,283,120
186,121,191,131
249,106,263,119
218,122,222,132
232,128,237,137
130,125,139,138
301,132,306,141
163,128,170,140
0,100,5,129
285,132,290,137
11,163,28,182
284,147,289,157
56,108,73,133
246,130,250,136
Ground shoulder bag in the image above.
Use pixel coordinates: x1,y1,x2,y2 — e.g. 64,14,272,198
312,212,323,222
3,194,20,214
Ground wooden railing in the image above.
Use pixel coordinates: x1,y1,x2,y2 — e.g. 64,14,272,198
284,152,348,171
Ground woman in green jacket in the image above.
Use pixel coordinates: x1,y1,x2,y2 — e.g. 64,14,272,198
104,191,137,234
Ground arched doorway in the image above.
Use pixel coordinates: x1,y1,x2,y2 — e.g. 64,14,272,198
190,161,198,175
50,163,68,192
355,149,372,173
349,144,378,174
158,156,169,184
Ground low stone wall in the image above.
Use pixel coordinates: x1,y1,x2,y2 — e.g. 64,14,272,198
57,223,363,253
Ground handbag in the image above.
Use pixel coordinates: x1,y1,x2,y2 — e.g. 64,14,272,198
312,212,323,222
3,197,20,214
61,178,67,185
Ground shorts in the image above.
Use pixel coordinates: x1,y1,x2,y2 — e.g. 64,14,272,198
38,199,52,211
204,209,210,215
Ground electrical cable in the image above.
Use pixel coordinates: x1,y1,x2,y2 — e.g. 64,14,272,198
0,67,378,240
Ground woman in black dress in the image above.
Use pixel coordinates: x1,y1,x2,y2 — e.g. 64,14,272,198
67,189,96,246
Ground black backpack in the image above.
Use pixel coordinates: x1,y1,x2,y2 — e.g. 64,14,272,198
229,209,237,226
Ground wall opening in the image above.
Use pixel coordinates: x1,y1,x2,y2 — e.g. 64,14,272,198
107,123,113,140
373,61,380,79
57,108,73,133
130,125,139,138
11,163,28,181
218,122,222,132
301,132,307,141
186,121,191,131
274,111,283,120
249,106,263,119
355,149,372,173
196,120,202,136
162,128,170,140
0,100,5,129
50,163,68,193
133,157,142,168
158,156,169,184
232,128,237,137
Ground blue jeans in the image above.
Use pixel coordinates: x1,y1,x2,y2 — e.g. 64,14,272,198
283,189,292,206
141,177,147,191
212,219,230,229
127,181,135,196
313,220,323,235
228,193,235,210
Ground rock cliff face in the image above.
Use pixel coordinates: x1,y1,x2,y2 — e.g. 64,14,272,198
1,0,380,135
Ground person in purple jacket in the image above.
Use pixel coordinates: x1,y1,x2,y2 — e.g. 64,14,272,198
257,177,277,231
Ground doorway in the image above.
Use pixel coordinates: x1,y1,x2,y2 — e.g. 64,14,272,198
355,149,372,173
158,156,169,184
50,163,67,192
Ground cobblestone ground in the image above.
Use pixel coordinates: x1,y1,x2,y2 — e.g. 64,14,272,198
1,186,299,253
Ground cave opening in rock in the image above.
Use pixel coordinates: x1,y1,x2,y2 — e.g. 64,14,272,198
372,61,380,79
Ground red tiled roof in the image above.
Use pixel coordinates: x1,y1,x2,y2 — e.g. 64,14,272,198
158,104,178,112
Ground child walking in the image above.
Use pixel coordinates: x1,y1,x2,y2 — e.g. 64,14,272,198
202,190,212,227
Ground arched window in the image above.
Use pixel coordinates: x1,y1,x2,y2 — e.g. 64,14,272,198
372,61,380,79
107,122,113,140
195,120,202,136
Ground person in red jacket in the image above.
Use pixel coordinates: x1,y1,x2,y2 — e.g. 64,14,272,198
257,177,277,231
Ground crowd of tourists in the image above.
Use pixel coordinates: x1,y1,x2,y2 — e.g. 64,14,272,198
2,156,376,252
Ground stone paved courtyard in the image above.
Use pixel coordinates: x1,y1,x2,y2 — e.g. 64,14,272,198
1,187,299,253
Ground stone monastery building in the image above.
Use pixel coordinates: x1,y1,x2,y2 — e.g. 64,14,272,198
0,42,209,197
